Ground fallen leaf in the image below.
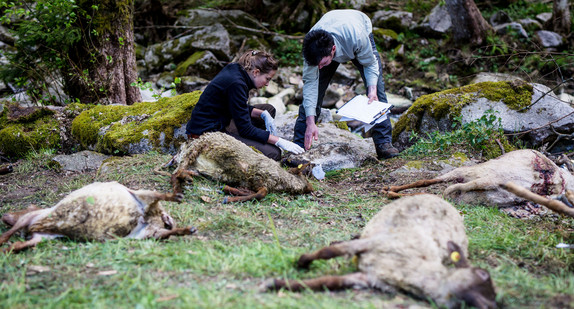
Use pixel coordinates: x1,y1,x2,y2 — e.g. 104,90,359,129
97,270,118,276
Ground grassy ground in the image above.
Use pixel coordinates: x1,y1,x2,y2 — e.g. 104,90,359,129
0,150,572,308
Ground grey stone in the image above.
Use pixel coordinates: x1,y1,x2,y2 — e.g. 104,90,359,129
417,4,452,35
51,151,110,172
494,22,528,38
275,111,376,171
469,72,524,84
372,10,414,32
535,30,564,48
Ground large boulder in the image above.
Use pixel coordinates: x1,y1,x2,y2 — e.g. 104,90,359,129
175,9,266,34
0,102,90,158
174,9,270,53
275,110,376,172
71,91,200,155
393,81,574,152
174,50,223,80
143,24,231,74
414,4,452,37
371,10,414,33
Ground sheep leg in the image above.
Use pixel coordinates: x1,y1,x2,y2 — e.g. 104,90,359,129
223,187,268,203
265,272,371,292
222,185,256,196
382,190,429,199
444,179,495,197
0,210,46,246
2,205,41,227
129,189,184,205
170,169,200,194
297,238,374,269
128,190,184,229
502,182,574,218
153,226,198,240
383,178,444,194
2,233,46,254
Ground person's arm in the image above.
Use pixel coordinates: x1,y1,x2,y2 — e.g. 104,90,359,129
251,108,263,118
301,63,320,150
228,84,270,143
355,35,380,103
304,116,318,151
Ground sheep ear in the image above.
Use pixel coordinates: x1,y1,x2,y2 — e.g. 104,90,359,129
447,241,470,268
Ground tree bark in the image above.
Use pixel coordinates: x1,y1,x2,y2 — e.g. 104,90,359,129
64,0,142,105
552,0,571,36
445,0,492,46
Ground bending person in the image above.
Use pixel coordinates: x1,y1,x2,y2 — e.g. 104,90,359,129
186,50,303,161
294,10,399,159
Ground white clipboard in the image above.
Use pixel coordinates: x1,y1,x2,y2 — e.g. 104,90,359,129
336,95,393,124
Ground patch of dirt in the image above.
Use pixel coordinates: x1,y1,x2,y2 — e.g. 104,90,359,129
0,163,81,210
318,157,450,200
548,294,574,309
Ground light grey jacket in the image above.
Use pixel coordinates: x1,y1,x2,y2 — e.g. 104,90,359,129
302,10,379,117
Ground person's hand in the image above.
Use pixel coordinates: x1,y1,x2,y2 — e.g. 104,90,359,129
260,110,277,135
304,123,319,151
367,85,378,104
276,138,304,154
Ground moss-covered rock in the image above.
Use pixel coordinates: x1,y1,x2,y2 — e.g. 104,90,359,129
373,28,399,50
0,102,92,158
174,50,222,80
0,116,60,158
393,80,533,149
71,91,200,155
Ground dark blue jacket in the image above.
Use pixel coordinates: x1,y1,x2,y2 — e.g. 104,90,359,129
186,63,270,143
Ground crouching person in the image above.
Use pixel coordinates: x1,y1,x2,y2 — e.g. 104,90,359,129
185,50,303,161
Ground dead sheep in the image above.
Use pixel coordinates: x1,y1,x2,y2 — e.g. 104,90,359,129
160,132,313,203
0,181,196,253
383,149,574,209
265,194,497,309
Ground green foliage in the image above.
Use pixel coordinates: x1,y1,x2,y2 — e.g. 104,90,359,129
404,110,516,158
0,0,137,105
131,77,181,100
272,38,302,67
483,34,509,57
482,0,552,22
0,0,87,104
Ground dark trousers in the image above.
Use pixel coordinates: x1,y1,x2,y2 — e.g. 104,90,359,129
225,104,282,161
293,33,393,148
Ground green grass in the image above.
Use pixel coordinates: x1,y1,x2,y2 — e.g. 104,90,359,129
0,150,572,308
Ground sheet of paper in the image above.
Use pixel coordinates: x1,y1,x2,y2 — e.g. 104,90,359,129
336,95,393,124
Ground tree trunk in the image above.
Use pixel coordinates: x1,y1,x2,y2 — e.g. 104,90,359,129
552,0,571,36
64,0,142,105
445,0,492,46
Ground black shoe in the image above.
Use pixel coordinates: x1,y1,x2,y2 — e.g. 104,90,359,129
376,143,399,160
